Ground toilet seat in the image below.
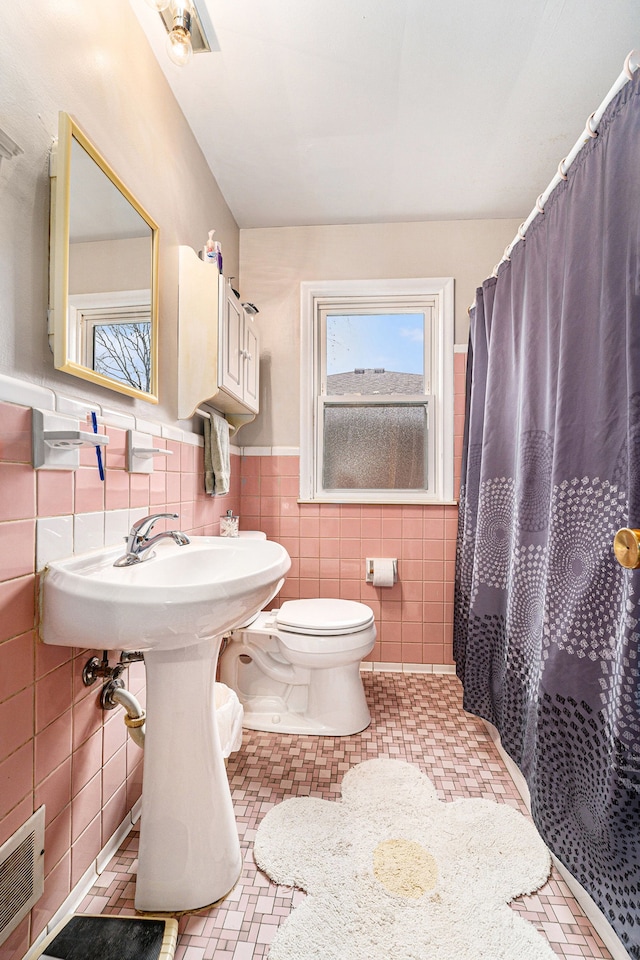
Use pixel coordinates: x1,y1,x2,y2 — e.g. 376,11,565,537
276,599,375,636
273,599,376,658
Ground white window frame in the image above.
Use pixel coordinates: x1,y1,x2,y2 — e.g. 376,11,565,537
300,278,455,505
67,289,151,371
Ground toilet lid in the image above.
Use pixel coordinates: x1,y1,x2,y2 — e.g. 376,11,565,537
276,599,375,636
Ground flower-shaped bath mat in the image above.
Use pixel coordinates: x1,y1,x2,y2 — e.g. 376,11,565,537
254,759,555,960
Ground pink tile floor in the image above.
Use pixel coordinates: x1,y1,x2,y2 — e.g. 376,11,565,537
78,673,612,960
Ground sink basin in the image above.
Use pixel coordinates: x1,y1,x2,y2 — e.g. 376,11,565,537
41,535,291,650
40,534,291,914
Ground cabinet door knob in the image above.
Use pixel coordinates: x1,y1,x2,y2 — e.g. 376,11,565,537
613,528,640,569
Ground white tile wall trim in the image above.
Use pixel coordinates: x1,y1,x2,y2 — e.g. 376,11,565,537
271,446,300,456
104,509,132,547
241,446,271,457
0,371,206,447
241,447,300,457
36,516,74,570
402,662,435,674
73,512,106,554
364,663,453,675
56,396,102,420
95,816,135,874
37,510,174,563
0,373,55,410
161,424,184,442
134,417,162,437
100,407,136,430
130,796,142,824
454,343,469,353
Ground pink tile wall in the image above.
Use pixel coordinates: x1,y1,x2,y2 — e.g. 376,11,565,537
0,401,241,957
0,352,467,955
239,351,467,667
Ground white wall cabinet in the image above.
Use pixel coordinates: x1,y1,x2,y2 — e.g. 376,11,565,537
177,246,259,430
219,279,259,414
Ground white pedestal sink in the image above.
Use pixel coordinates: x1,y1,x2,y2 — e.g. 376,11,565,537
40,536,290,913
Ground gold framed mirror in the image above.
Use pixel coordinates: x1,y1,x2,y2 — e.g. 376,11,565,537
49,112,159,402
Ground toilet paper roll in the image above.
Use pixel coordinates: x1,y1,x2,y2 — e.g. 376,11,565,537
372,558,396,588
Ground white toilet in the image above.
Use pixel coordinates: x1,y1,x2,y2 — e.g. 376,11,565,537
219,596,377,736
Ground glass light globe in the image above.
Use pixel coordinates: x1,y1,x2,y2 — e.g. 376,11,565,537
166,27,193,66
144,0,171,10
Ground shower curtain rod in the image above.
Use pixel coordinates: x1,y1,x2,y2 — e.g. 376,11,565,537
469,48,640,312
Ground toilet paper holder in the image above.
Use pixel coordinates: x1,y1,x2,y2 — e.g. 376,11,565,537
365,558,398,584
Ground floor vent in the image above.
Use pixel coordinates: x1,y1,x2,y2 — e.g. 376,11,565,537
0,806,45,947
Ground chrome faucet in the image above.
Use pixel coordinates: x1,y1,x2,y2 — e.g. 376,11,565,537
114,512,190,567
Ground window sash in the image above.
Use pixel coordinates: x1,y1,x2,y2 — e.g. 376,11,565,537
317,299,435,396
316,396,434,501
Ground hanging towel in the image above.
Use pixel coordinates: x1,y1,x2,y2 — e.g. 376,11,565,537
203,414,230,496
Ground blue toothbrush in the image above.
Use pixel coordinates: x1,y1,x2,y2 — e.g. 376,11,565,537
91,411,105,482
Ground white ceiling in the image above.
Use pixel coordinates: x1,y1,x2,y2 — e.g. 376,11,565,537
129,0,638,229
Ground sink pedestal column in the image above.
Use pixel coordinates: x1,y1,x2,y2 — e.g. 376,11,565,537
135,636,242,913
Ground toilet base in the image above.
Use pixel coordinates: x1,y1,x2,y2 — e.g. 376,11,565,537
240,690,371,736
219,604,377,737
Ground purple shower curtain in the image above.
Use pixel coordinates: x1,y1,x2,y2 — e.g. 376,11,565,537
454,73,640,957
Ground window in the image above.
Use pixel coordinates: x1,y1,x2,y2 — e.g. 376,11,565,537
300,278,454,504
68,290,152,394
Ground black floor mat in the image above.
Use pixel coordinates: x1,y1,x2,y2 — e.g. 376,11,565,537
38,915,177,960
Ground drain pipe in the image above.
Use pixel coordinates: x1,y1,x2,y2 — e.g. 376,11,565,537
102,679,146,748
81,652,146,748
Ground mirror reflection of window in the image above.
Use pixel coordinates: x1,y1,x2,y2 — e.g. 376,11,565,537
68,290,151,392
93,321,151,394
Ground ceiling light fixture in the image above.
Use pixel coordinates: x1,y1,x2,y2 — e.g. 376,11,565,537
143,0,214,67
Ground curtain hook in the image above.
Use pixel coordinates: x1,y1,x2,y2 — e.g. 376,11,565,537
623,51,636,81
502,244,511,262
491,263,500,278
585,111,598,138
536,194,545,214
557,159,568,180
517,223,527,241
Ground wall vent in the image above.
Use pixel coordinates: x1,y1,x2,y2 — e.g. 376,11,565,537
0,806,45,947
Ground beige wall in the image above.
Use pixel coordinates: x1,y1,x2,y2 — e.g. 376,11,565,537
0,0,238,425
1,0,520,443
238,219,520,447
69,238,151,295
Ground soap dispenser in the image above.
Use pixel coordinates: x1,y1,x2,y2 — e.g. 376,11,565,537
204,229,216,265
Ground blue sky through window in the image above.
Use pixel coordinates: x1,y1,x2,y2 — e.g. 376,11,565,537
326,313,424,375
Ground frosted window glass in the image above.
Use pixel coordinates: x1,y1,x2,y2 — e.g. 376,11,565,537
323,404,427,489
326,313,424,395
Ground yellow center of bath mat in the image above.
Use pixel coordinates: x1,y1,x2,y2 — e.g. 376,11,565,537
373,838,437,898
